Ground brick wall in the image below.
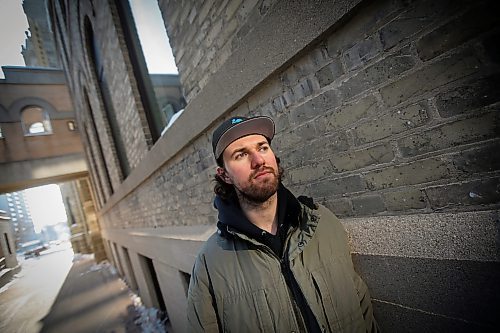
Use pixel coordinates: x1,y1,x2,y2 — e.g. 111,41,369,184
98,0,500,231
160,0,278,102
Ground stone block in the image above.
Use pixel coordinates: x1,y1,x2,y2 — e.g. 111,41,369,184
379,0,462,50
354,254,500,331
288,160,332,184
380,47,483,107
322,197,353,217
289,89,340,125
343,34,383,70
340,47,415,100
452,142,500,174
308,174,367,197
352,194,386,215
382,188,427,211
397,111,500,157
316,57,344,87
424,177,500,210
365,157,452,190
326,94,378,129
352,102,430,145
435,74,500,118
299,132,350,164
416,2,500,61
483,31,500,64
329,143,394,173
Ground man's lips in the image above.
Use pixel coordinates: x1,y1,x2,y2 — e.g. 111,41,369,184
253,168,275,179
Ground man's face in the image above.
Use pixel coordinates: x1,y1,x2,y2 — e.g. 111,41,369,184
218,134,279,203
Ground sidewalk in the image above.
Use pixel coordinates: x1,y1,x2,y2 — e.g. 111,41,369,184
39,256,141,333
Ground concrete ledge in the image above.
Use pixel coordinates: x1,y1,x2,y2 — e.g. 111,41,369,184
98,0,363,217
101,225,215,274
342,210,500,262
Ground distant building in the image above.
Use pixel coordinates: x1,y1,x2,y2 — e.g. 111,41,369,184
0,210,18,271
22,0,60,68
0,191,37,249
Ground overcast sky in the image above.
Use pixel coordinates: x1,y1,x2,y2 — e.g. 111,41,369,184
0,0,177,78
0,0,29,78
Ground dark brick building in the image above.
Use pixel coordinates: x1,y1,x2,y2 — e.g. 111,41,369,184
49,0,500,332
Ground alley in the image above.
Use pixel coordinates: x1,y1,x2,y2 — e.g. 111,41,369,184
0,243,73,333
0,241,167,333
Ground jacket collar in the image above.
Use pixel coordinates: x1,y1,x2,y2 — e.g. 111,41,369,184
214,183,301,241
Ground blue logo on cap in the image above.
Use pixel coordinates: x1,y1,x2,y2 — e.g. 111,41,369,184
232,118,243,124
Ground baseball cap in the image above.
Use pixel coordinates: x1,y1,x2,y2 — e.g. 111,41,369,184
212,116,275,161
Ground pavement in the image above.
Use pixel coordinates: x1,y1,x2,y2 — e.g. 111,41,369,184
39,256,142,333
0,243,145,333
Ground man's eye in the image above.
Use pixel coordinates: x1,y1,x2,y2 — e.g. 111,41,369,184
235,152,246,159
259,146,269,151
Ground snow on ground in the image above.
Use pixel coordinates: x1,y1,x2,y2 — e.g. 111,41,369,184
76,255,168,332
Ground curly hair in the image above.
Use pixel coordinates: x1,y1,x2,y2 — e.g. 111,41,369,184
213,157,284,200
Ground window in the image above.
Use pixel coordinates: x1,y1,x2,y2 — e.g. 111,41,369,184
0,125,3,138
4,234,12,254
115,0,184,142
85,17,130,177
67,120,76,131
21,106,52,135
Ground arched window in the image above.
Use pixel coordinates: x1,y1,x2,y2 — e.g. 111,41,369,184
21,106,53,135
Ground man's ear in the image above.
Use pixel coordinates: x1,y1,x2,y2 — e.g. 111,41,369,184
216,167,233,184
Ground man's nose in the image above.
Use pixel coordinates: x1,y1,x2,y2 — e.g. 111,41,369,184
250,152,265,168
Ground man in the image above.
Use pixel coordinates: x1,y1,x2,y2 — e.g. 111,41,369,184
187,116,378,332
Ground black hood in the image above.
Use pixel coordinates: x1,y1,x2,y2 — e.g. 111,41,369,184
214,183,301,240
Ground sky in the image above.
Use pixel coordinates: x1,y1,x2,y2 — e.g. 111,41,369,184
0,0,177,78
0,0,29,78
24,184,68,233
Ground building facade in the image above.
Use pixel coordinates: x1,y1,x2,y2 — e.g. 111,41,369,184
0,191,37,249
49,0,500,332
22,0,61,68
60,177,106,262
0,211,18,272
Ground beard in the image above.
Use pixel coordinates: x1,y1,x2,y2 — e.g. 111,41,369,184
234,166,280,205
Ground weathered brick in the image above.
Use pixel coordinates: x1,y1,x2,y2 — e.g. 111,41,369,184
352,194,386,215
329,143,394,173
327,0,403,56
379,0,464,50
380,47,483,107
308,175,367,197
435,74,500,118
365,157,453,190
416,2,500,61
316,58,344,87
352,102,430,145
398,111,500,157
425,177,500,209
322,198,353,217
291,79,313,102
343,34,383,70
326,94,378,129
225,0,242,20
382,188,427,211
289,89,340,125
340,47,415,100
452,142,500,174
288,160,331,184
299,132,350,164
483,31,500,64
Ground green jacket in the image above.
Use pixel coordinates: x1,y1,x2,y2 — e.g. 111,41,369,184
187,201,378,332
